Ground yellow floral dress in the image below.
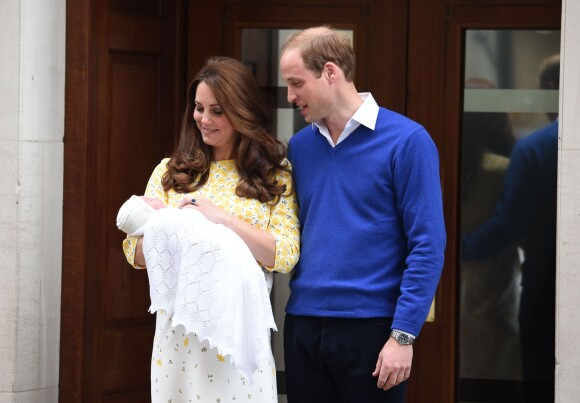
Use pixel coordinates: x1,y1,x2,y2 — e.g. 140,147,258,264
122,158,300,402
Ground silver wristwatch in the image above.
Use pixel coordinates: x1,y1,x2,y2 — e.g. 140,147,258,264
390,329,415,345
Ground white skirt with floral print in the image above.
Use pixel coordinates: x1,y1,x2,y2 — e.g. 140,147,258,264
151,310,277,402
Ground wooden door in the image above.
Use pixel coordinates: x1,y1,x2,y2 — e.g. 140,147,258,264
60,1,185,401
407,1,560,402
185,0,444,401
61,0,561,402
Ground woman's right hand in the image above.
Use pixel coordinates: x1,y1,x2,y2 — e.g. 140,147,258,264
134,236,146,268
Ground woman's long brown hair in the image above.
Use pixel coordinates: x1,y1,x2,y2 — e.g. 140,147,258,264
162,56,289,204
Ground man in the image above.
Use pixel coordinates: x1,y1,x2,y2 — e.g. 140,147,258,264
280,26,446,402
461,54,559,403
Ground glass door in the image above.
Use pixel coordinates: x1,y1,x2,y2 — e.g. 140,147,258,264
458,29,560,403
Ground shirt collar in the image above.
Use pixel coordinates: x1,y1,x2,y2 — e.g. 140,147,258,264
313,92,379,133
350,92,379,130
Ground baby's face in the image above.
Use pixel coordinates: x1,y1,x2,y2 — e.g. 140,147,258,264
140,196,166,210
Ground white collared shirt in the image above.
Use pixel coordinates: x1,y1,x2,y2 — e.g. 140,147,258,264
313,92,380,147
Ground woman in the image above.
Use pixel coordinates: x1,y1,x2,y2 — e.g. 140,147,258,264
122,56,300,402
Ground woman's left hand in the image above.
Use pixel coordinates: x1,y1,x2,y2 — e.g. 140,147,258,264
179,196,231,225
177,195,275,268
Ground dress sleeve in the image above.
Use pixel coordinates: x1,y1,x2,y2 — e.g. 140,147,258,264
266,161,300,274
122,158,171,269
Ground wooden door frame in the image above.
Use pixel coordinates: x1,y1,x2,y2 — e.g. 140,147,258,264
188,0,409,113
60,0,91,400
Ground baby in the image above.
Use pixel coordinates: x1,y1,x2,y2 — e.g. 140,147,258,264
116,195,169,236
116,195,276,382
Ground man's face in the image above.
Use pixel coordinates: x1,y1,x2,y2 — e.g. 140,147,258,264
280,48,329,123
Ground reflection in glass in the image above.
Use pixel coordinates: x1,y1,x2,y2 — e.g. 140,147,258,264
241,29,307,145
459,30,560,403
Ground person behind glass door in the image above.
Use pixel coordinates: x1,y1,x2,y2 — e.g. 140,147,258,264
121,56,300,403
461,54,560,403
459,78,523,386
280,26,446,403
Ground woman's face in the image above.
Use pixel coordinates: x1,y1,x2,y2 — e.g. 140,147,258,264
192,81,237,160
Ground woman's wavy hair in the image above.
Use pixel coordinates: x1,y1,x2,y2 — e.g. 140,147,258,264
162,56,289,204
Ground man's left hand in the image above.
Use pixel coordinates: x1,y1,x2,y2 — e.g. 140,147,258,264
371,337,413,390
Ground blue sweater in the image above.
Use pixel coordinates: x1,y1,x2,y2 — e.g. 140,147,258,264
462,120,557,294
287,107,446,336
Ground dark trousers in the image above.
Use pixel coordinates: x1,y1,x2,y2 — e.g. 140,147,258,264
284,314,407,403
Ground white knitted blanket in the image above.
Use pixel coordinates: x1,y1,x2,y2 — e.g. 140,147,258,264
141,208,277,382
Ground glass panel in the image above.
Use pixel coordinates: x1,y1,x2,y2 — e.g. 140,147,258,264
459,30,560,403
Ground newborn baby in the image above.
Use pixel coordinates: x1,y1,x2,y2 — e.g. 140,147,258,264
116,195,276,382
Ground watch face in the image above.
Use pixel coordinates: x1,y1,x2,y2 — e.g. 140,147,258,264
392,331,414,345
399,334,411,344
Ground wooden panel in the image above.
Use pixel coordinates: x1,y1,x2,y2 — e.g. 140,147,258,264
106,53,161,323
228,3,366,23
103,388,151,403
364,0,408,114
110,0,161,16
102,328,154,391
109,13,162,52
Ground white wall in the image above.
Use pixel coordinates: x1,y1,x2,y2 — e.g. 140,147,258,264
0,0,65,402
556,1,580,401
